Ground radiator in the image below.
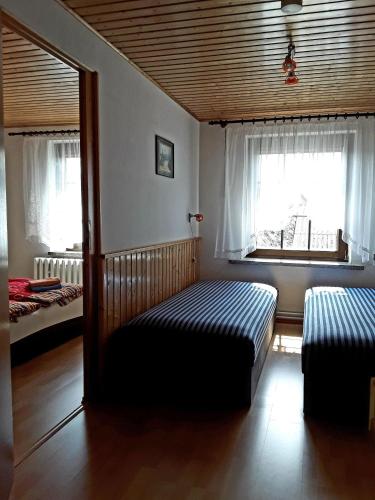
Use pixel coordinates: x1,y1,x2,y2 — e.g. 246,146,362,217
33,257,83,285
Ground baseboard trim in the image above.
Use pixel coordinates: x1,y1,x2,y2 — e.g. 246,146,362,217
276,311,304,325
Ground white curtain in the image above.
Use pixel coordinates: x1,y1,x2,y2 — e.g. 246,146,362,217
23,137,81,251
343,119,375,263
215,118,375,264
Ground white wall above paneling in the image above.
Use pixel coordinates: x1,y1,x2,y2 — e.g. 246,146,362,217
0,0,199,254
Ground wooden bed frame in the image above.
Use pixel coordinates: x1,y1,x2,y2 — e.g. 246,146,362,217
10,296,83,344
100,238,276,407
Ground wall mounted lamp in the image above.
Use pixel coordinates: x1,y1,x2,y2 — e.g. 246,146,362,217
188,213,204,223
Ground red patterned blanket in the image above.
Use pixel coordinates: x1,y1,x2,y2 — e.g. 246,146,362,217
9,301,41,322
8,278,33,301
8,279,83,321
27,284,83,307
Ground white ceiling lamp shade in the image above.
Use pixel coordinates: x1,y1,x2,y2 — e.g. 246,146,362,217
281,0,303,14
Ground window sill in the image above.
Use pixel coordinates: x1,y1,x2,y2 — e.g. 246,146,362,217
229,257,364,270
48,251,83,259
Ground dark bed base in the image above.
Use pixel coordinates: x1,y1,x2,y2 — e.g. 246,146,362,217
106,312,276,409
11,316,83,367
304,371,371,425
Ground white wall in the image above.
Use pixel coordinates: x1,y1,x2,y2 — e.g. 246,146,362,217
199,123,375,314
0,0,199,254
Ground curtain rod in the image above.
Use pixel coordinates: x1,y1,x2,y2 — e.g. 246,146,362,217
8,129,80,137
208,112,375,128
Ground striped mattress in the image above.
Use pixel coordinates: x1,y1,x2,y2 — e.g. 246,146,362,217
302,287,375,374
127,280,277,364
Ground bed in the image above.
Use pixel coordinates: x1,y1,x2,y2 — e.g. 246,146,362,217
10,296,83,344
107,280,278,407
9,280,83,344
302,286,375,423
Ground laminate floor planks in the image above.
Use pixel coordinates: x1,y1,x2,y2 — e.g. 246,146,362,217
11,335,83,463
11,325,375,500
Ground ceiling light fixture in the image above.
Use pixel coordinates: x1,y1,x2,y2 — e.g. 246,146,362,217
281,0,303,14
282,42,299,85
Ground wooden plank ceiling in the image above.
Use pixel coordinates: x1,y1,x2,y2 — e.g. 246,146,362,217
3,28,79,128
61,0,375,121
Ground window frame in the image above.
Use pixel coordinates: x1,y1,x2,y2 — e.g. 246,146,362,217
248,229,348,261
248,138,349,262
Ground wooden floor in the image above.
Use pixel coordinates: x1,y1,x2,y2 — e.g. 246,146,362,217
11,325,375,500
11,335,83,463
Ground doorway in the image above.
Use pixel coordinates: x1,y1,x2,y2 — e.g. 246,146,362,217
0,12,100,468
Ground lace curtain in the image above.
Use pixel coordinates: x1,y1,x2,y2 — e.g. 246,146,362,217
215,118,375,264
23,137,81,251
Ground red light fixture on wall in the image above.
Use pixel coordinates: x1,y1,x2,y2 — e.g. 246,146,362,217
283,42,299,85
189,213,204,223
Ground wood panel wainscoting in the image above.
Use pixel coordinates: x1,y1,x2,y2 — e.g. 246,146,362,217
100,238,200,342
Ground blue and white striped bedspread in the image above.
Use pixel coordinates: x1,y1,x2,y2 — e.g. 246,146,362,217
302,287,375,374
128,280,278,364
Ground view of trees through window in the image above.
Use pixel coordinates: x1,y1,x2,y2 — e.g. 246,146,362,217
255,152,345,252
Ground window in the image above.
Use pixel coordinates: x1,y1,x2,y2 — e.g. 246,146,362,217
215,119,375,265
50,141,82,251
249,151,348,261
23,137,81,252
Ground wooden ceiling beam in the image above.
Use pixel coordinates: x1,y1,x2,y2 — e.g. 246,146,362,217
111,19,375,46
165,72,375,90
198,102,375,116
131,36,375,62
87,1,370,30
73,0,338,18
138,46,375,71
172,86,375,102
99,10,375,40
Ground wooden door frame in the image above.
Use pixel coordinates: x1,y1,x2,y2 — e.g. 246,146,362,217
0,17,13,500
0,11,102,403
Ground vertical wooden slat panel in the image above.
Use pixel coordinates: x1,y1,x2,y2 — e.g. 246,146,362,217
106,257,114,336
145,250,152,309
113,256,121,331
162,246,167,301
131,252,137,318
187,240,192,284
136,252,142,315
177,243,182,292
120,255,126,325
164,247,171,300
126,254,132,320
181,241,187,288
103,238,199,337
169,246,173,295
172,245,175,294
100,256,107,342
174,244,179,293
150,249,155,307
141,251,147,310
158,247,163,304
169,246,173,297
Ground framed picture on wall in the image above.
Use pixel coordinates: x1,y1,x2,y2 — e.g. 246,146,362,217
155,135,174,178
